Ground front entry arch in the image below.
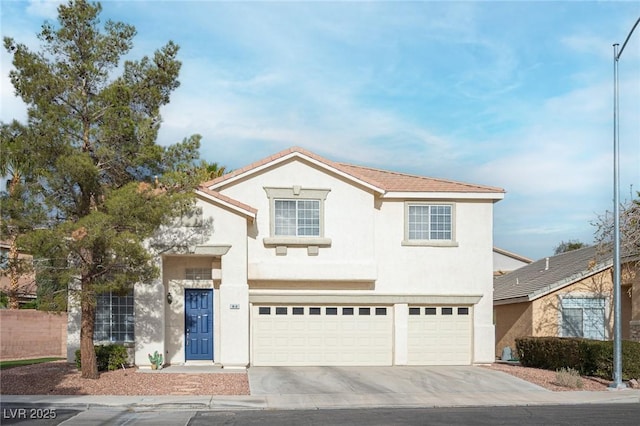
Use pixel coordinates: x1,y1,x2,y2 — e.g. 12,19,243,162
185,289,213,361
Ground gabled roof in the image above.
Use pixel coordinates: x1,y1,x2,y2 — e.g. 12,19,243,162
493,246,611,304
203,146,505,196
195,186,257,220
337,163,505,194
493,247,533,264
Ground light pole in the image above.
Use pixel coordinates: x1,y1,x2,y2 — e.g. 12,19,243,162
611,16,639,390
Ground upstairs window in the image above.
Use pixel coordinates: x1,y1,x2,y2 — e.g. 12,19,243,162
263,187,331,253
275,199,320,237
403,202,457,247
408,204,452,240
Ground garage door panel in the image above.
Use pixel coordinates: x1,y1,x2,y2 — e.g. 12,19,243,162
408,306,472,366
252,305,393,366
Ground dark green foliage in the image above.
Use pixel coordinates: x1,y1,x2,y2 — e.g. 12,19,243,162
75,344,129,372
516,337,640,380
3,0,207,378
553,240,586,255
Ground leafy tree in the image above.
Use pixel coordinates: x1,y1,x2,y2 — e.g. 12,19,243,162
2,0,205,378
553,240,587,255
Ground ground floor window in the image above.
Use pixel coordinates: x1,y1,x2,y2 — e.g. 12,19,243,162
94,290,134,343
560,297,606,340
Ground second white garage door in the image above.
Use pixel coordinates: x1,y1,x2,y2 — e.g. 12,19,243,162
407,306,472,365
252,305,393,366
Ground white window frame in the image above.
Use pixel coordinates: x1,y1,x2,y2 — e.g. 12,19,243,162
263,187,331,249
94,290,135,343
402,202,457,247
274,199,321,237
558,295,608,340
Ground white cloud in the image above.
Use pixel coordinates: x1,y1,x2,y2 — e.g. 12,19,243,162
26,0,63,20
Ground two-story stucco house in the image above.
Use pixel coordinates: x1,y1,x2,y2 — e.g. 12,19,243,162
67,147,505,368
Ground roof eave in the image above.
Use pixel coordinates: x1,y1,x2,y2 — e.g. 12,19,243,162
195,189,257,221
494,296,531,305
209,151,386,195
381,191,505,200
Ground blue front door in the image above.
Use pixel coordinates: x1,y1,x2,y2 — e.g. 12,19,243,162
185,289,213,361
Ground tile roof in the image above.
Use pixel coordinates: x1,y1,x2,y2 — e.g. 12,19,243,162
493,246,611,303
493,247,533,264
203,146,504,194
196,186,258,217
336,163,504,193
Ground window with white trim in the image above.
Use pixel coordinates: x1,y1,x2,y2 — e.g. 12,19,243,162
560,297,606,340
94,290,134,343
408,204,452,240
263,187,332,253
275,199,320,237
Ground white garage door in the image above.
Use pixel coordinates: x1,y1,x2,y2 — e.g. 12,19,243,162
252,305,393,366
407,306,472,365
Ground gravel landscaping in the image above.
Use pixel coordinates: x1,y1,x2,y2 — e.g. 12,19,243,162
0,360,611,395
482,363,610,392
0,361,249,395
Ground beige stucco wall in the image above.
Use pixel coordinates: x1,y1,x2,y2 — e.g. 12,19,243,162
127,156,499,367
149,199,250,369
374,199,496,363
531,269,614,339
494,302,533,357
494,267,638,356
215,158,498,365
222,159,377,282
161,256,220,366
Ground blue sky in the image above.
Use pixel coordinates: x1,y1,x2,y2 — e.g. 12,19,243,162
1,0,639,261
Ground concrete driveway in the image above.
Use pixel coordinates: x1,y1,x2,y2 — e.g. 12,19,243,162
247,366,550,408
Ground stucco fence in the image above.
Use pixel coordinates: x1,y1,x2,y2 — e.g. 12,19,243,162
0,310,67,360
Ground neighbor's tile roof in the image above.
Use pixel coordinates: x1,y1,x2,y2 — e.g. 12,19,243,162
493,246,611,303
203,146,504,194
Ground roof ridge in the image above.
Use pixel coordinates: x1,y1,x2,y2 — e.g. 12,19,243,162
202,146,504,194
338,162,505,192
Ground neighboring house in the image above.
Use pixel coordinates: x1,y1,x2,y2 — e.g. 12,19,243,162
0,241,36,307
68,146,505,368
493,247,532,276
493,245,639,358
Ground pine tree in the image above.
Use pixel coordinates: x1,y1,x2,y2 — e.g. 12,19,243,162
2,0,204,378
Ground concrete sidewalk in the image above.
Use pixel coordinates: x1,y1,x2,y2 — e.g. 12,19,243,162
3,389,639,411
2,366,639,411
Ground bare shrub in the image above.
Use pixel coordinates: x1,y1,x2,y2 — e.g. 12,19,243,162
555,367,584,389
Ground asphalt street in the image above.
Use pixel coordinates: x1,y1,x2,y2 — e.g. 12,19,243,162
2,403,639,426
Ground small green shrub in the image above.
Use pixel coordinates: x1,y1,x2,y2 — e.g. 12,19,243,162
75,344,129,372
516,337,640,380
555,367,584,389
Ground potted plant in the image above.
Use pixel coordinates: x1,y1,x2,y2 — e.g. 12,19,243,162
148,351,163,370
